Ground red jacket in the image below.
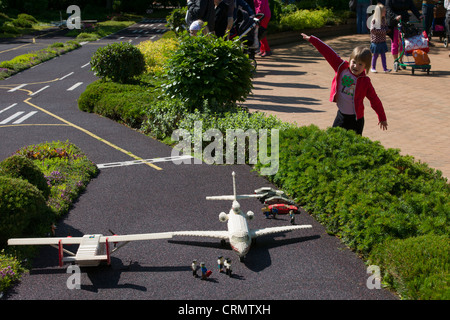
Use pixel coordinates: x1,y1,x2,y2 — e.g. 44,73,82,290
308,36,387,122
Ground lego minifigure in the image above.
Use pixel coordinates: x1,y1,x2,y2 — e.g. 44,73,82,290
224,258,232,277
262,205,271,219
217,256,224,273
191,259,199,278
289,210,295,225
200,262,207,280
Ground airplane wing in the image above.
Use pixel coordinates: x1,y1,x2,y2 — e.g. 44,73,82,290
8,237,83,246
99,232,173,243
171,230,229,240
250,225,312,238
206,194,261,201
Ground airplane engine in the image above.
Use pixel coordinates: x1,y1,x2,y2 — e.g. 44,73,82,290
219,212,228,222
246,211,254,220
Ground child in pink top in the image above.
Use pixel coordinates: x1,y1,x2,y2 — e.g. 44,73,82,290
301,33,388,135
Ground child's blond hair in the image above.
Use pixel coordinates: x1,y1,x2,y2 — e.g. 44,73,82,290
350,46,372,74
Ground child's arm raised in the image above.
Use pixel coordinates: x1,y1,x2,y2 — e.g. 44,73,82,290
300,33,344,71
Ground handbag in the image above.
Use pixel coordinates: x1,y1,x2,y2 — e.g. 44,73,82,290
404,31,429,53
349,0,356,12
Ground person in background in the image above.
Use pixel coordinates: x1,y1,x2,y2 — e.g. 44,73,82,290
444,0,450,57
422,0,439,42
357,0,372,34
385,0,423,63
254,0,272,56
370,3,391,72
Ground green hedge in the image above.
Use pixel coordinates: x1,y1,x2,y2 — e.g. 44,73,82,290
255,125,449,299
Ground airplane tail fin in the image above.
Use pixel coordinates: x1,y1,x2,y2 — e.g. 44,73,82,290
206,171,261,201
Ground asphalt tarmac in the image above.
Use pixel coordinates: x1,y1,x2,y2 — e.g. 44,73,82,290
1,20,398,305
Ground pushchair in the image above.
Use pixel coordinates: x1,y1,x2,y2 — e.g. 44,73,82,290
393,20,431,75
229,8,265,68
430,1,447,43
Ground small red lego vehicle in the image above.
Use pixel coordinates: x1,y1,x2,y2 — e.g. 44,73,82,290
268,203,299,215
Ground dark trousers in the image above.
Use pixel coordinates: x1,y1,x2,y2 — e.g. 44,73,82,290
332,110,364,135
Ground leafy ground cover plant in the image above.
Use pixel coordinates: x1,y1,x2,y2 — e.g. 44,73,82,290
14,140,99,217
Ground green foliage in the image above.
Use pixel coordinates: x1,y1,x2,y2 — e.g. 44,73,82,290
0,41,80,80
255,125,449,299
258,125,449,254
0,176,54,246
14,141,99,217
90,42,146,83
0,250,26,293
371,235,450,300
0,155,50,199
165,6,187,34
137,36,179,75
280,8,334,31
161,33,254,112
78,80,159,128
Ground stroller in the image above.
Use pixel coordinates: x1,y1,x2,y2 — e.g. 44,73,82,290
393,20,431,75
229,8,265,68
430,1,447,43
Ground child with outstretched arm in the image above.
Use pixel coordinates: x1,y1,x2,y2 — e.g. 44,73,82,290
301,33,388,135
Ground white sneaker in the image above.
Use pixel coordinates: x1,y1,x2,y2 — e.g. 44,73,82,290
370,68,377,73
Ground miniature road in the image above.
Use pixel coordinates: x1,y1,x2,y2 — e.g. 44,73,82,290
1,23,397,303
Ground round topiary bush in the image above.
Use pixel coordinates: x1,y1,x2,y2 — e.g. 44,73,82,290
0,176,54,245
90,42,146,83
0,155,50,199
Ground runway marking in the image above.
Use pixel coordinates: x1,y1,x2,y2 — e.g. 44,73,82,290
0,123,70,128
97,155,193,169
67,82,83,91
0,112,24,124
23,98,162,171
59,72,74,80
0,103,17,114
8,84,27,92
12,111,38,124
30,85,50,96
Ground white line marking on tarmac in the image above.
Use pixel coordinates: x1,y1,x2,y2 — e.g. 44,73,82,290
67,82,83,91
97,155,194,169
30,85,50,96
12,111,38,124
0,103,17,114
0,112,24,124
8,84,27,92
59,72,74,80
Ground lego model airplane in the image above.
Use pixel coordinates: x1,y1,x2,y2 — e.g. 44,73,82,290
171,172,312,261
8,232,173,267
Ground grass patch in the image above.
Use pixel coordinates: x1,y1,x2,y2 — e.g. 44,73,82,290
0,40,80,80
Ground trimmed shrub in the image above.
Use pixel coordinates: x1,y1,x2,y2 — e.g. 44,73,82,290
0,176,54,245
0,155,50,199
161,32,254,112
257,125,449,255
370,235,450,300
90,42,146,83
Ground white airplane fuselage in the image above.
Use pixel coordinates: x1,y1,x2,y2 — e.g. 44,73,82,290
225,201,252,259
